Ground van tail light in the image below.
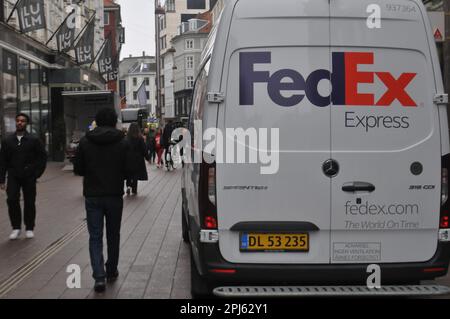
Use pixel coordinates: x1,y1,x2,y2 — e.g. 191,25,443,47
441,216,449,229
442,167,448,206
208,166,216,205
440,155,450,238
200,156,217,230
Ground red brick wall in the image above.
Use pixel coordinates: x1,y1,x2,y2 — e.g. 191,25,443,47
104,6,119,92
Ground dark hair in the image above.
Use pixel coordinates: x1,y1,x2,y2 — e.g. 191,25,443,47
95,108,117,127
127,122,141,140
16,113,30,123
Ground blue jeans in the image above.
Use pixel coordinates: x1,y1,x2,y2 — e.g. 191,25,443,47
85,197,123,280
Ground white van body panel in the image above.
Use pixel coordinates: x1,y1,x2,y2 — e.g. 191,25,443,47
200,0,448,265
329,0,441,263
216,0,332,264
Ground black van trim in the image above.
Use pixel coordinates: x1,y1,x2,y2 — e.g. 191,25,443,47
230,221,320,232
196,242,450,285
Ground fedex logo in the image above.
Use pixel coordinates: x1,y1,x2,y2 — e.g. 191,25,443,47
239,51,417,107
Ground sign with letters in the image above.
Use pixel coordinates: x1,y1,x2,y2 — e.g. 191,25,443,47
75,17,95,65
56,10,76,53
17,0,46,33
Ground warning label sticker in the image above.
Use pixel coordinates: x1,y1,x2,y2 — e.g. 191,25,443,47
332,242,381,262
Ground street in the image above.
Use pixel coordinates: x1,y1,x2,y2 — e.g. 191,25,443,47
0,162,450,299
0,162,190,299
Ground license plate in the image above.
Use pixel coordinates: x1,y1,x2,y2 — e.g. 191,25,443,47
240,233,309,252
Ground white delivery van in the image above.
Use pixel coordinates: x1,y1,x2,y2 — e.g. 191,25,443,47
181,0,450,297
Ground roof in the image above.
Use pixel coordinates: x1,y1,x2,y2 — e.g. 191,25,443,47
195,11,212,33
128,61,156,74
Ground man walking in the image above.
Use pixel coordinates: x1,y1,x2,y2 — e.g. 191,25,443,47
0,113,47,240
74,108,129,293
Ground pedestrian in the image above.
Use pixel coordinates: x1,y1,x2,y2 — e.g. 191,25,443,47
74,108,130,293
125,123,149,195
0,113,47,240
147,128,156,164
162,120,174,169
155,128,164,168
143,127,149,140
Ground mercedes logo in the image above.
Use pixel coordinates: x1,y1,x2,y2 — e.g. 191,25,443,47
323,159,339,177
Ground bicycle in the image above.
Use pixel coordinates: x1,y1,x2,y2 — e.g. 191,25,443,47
164,139,183,171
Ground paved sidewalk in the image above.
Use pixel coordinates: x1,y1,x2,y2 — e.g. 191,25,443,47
0,163,189,299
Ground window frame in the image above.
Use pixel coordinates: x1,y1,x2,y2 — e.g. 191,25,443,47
104,12,109,26
185,39,194,50
186,55,194,69
186,76,194,89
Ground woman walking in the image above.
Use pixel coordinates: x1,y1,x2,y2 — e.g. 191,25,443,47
155,128,164,168
126,123,149,195
146,128,157,164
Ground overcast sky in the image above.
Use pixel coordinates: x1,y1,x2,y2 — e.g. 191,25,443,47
116,0,156,59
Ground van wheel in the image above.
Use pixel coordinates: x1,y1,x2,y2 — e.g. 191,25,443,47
190,250,211,298
182,205,189,243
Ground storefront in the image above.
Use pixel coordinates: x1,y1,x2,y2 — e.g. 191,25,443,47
0,49,50,153
0,23,105,161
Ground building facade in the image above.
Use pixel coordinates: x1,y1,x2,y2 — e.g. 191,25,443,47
155,0,214,121
103,0,124,92
0,0,108,160
171,12,211,122
119,54,157,115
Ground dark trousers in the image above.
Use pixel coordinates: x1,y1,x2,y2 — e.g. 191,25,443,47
6,175,37,231
85,197,123,280
126,179,138,193
148,147,156,163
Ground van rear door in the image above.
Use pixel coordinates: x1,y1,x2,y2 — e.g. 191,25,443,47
216,0,332,264
329,0,441,263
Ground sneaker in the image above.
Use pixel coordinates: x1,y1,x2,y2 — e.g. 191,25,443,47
9,229,21,240
94,280,106,293
25,231,34,239
106,270,119,283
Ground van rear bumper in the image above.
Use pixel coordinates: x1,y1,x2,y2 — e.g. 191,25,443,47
197,242,450,285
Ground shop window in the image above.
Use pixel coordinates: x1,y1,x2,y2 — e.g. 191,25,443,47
40,67,50,151
2,50,18,134
30,62,40,135
18,57,31,129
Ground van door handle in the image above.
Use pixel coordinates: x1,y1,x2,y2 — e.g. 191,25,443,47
342,182,375,193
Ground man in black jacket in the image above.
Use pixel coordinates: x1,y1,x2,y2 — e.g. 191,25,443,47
0,113,47,240
74,108,129,293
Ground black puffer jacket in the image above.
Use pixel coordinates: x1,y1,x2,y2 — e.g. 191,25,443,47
0,132,47,183
74,126,130,197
